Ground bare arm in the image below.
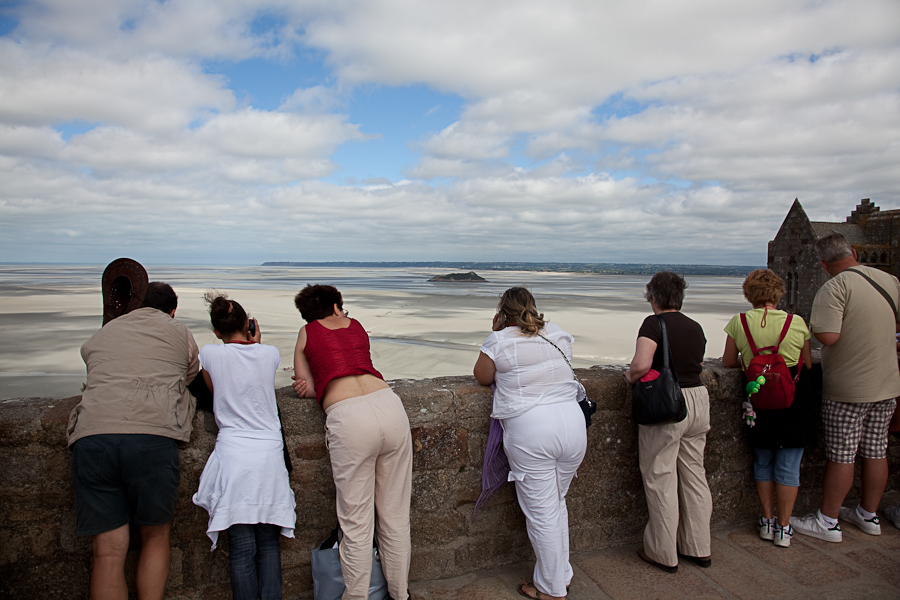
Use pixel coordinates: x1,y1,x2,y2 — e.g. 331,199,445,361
291,326,317,399
623,337,658,384
801,339,813,369
722,336,741,369
815,331,840,346
473,352,496,386
202,369,214,394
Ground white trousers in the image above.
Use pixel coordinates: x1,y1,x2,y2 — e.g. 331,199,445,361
502,401,587,597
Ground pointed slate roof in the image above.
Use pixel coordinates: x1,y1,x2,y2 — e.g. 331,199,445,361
809,221,869,245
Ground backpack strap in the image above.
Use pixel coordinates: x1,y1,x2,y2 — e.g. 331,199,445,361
776,313,802,383
775,314,793,352
739,313,760,357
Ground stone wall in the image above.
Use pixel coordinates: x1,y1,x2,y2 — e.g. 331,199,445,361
862,210,900,279
2,363,899,599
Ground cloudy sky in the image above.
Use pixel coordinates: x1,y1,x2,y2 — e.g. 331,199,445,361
1,0,898,266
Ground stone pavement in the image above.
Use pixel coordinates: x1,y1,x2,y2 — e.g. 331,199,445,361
409,493,900,600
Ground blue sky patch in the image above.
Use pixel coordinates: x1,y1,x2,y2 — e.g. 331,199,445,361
54,120,101,141
326,84,464,183
0,2,21,37
204,54,330,110
592,93,651,122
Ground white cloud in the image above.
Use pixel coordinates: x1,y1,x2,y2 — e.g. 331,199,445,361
0,0,898,265
0,40,234,133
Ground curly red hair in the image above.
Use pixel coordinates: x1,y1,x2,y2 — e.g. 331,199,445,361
742,269,785,307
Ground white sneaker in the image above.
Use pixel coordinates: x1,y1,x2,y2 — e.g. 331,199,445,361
758,516,775,541
773,523,793,548
883,505,900,530
840,505,881,536
790,512,842,543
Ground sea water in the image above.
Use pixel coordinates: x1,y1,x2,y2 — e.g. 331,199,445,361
0,264,748,400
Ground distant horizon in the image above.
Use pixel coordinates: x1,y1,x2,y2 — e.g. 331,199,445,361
1,260,763,268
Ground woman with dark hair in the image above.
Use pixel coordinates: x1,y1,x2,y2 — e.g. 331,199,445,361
473,287,587,600
723,269,813,548
291,284,412,600
623,272,712,573
192,292,296,600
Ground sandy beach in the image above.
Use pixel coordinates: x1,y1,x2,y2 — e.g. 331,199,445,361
0,265,748,399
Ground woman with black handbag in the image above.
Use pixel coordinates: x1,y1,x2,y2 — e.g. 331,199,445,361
623,271,712,573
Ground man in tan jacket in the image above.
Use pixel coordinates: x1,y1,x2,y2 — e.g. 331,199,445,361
67,282,199,600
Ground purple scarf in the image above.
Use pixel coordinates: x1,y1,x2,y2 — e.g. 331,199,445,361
473,385,509,517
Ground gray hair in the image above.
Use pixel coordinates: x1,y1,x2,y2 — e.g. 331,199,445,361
814,233,853,263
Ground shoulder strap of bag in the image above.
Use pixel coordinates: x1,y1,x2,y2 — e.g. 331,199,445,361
775,314,793,353
845,267,899,319
537,333,579,382
656,315,679,382
775,314,801,382
739,313,760,357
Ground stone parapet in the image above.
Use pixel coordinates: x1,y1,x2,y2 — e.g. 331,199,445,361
2,363,897,599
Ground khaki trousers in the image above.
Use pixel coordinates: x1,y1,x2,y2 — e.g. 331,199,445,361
638,385,713,567
325,388,413,600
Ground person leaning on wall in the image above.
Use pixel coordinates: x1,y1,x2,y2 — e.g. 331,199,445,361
722,269,814,549
291,284,413,600
790,233,900,542
67,282,200,600
473,287,587,600
623,271,713,573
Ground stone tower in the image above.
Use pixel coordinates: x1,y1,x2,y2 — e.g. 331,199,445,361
768,198,899,321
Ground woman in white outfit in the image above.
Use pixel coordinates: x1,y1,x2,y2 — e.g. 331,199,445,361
193,293,296,600
474,287,587,600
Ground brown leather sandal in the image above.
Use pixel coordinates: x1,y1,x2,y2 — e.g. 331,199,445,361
518,582,565,599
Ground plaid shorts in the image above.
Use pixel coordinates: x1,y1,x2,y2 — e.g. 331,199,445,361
822,398,897,463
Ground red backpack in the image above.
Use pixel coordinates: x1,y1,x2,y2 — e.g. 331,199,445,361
740,313,799,410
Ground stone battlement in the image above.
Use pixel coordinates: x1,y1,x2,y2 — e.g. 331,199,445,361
2,363,897,599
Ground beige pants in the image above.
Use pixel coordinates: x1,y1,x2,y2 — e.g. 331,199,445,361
325,388,413,600
638,385,713,567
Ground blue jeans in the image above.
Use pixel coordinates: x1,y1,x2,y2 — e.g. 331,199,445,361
227,523,283,600
753,447,804,487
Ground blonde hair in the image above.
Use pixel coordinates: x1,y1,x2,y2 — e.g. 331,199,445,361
742,269,785,307
497,287,545,336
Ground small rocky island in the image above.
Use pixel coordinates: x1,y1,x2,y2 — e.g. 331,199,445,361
428,271,487,282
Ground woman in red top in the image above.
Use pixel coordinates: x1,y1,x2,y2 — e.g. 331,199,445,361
292,284,412,600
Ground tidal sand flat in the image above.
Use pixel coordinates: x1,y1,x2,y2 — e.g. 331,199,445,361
0,265,748,399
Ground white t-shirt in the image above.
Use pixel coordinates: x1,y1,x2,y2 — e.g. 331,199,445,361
194,342,294,548
480,322,580,419
198,343,282,431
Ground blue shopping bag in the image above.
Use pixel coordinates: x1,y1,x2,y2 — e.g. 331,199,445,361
311,526,389,600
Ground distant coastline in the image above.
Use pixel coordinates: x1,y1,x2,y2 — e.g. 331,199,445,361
262,261,761,277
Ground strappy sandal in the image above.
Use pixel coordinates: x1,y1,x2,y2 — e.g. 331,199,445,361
518,582,565,599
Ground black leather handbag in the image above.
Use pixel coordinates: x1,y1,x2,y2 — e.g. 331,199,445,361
632,316,687,425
